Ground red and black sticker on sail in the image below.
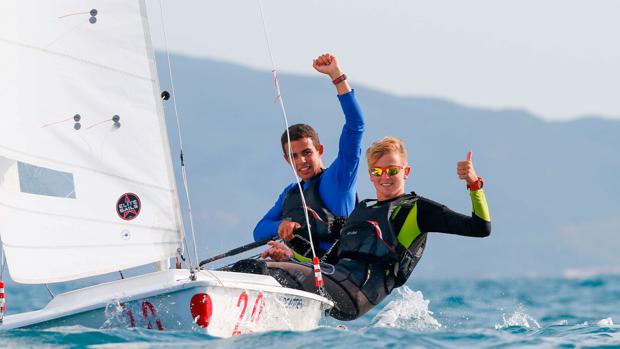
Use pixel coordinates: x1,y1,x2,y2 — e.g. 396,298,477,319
117,193,141,221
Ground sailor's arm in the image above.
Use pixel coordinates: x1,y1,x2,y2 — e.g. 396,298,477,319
313,53,351,95
412,151,491,238
253,206,282,242
313,53,363,136
253,186,291,241
469,188,491,228
314,54,364,216
313,54,363,135
458,150,491,235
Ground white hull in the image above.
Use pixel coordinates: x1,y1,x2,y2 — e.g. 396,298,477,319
0,269,333,337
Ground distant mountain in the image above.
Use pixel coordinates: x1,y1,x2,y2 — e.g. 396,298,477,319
157,53,620,279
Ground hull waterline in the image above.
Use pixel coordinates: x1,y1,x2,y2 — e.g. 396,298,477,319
0,269,333,338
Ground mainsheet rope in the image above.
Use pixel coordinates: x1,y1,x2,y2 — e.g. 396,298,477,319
256,0,325,291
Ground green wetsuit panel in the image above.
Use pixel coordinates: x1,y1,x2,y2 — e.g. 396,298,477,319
396,203,422,248
292,250,312,263
470,189,491,222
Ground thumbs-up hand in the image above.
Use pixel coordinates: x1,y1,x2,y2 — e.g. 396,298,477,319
457,151,478,184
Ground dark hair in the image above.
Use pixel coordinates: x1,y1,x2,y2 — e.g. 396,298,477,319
280,124,321,153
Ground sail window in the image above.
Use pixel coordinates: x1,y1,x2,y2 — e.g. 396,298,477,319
17,162,76,199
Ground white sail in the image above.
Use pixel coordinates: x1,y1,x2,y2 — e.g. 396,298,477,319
0,1,184,283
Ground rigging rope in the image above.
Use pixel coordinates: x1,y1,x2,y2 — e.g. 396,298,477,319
157,0,199,269
256,0,325,291
0,243,4,280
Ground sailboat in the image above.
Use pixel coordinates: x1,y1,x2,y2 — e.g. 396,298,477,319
0,0,332,337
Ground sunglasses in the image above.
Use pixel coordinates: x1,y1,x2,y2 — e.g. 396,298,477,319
369,166,408,177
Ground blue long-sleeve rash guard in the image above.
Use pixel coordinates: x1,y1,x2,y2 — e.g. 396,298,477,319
253,90,365,250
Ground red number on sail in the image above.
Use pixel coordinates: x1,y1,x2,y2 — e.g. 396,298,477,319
141,301,164,330
231,291,249,336
190,293,213,328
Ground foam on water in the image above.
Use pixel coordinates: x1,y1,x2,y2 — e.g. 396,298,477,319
42,325,97,334
495,307,541,329
596,317,614,327
369,286,441,330
102,300,134,329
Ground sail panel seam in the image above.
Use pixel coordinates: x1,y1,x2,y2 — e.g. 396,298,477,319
0,38,153,82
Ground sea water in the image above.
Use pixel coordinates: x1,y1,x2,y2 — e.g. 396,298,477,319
1,275,619,348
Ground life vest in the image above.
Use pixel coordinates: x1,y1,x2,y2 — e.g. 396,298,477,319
337,192,427,288
280,171,346,258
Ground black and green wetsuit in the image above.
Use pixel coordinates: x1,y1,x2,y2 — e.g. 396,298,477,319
265,189,491,321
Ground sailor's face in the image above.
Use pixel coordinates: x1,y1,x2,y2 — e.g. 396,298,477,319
369,152,410,201
283,137,324,181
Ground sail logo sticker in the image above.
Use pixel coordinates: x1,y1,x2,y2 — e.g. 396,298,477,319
117,193,141,220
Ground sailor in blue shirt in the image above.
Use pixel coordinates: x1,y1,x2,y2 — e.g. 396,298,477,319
253,53,365,261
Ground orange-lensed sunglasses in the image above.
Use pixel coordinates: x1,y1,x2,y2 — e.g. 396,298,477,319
369,166,408,177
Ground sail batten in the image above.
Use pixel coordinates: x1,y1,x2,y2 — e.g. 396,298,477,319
0,0,185,284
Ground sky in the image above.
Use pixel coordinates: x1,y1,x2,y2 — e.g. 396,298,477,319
145,1,619,121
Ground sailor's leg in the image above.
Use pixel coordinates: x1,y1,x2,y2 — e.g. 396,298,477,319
265,260,367,321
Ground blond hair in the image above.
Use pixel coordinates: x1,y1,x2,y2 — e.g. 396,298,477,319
366,136,408,166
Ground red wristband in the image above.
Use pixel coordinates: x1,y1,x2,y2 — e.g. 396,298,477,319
467,177,484,191
332,74,347,85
